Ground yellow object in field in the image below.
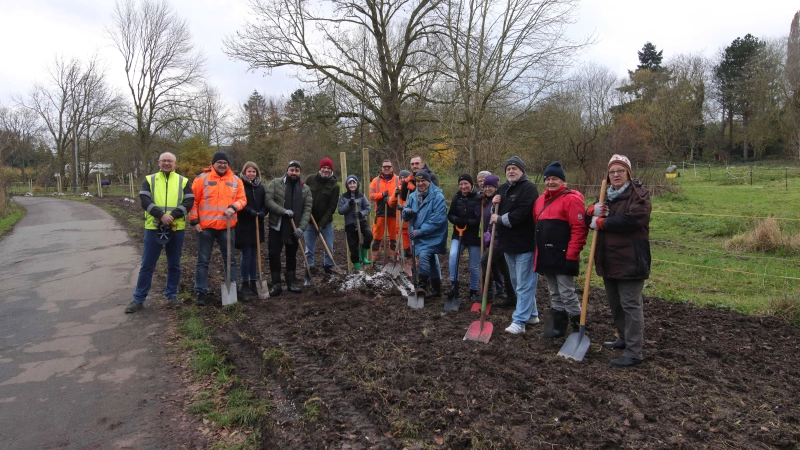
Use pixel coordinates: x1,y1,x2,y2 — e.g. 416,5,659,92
665,173,678,179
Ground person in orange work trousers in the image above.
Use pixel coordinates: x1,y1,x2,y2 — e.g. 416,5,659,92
369,159,400,264
188,151,247,306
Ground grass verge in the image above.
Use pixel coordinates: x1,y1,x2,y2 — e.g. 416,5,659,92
0,201,25,240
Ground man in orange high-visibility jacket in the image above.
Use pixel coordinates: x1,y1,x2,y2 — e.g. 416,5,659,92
369,159,399,264
188,151,247,306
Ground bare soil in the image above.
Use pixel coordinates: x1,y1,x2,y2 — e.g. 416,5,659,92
95,196,800,450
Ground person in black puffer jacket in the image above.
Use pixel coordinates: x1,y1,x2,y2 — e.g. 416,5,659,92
445,174,482,302
235,161,267,298
304,157,340,282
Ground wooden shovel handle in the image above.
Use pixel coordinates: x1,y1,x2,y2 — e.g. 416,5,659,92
578,179,608,326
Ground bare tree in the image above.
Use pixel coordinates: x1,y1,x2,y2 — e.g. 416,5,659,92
224,0,442,164
0,104,42,180
108,0,205,175
436,0,589,178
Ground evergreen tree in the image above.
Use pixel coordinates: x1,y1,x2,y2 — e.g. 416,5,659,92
637,42,663,71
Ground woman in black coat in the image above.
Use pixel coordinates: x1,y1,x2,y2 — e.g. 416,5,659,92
235,161,267,296
445,174,482,302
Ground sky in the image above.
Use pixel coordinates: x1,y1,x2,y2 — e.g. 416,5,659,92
0,0,798,112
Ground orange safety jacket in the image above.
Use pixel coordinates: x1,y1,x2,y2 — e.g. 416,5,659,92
188,167,247,230
369,173,399,217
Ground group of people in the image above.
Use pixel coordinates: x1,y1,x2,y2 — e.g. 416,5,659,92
125,150,651,368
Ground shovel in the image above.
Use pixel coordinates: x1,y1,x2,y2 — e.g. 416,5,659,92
464,220,496,343
407,222,424,309
398,213,412,277
388,208,404,278
291,217,321,295
310,216,343,275
254,215,269,299
221,217,238,306
558,179,607,362
444,225,466,312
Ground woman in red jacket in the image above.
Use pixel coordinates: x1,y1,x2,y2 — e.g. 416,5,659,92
533,161,588,339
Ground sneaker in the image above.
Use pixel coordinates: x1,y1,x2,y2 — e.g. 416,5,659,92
167,297,181,309
125,301,143,314
527,316,540,324
194,291,207,306
504,323,525,334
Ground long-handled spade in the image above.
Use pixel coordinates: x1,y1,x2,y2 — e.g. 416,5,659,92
221,217,238,306
395,211,408,278
407,222,423,309
464,220,497,343
254,215,269,299
444,225,466,311
309,216,343,275
558,179,608,362
291,217,321,295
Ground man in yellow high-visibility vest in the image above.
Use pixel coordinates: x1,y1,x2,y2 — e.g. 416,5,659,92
125,152,194,313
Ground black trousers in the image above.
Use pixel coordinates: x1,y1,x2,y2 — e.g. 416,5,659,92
268,227,298,273
481,249,514,298
346,227,373,264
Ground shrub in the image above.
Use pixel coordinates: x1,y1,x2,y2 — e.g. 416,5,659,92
724,217,800,254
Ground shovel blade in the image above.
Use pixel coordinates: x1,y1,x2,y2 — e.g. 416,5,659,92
470,302,491,315
407,292,424,309
381,262,395,274
557,327,590,361
221,282,238,306
464,320,493,343
443,296,461,312
256,280,270,300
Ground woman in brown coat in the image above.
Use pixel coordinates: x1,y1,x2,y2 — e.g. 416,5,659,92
586,154,651,368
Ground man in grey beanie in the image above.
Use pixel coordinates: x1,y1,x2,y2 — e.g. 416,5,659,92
491,156,540,334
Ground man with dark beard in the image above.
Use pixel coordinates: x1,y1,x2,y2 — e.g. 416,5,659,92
265,160,313,296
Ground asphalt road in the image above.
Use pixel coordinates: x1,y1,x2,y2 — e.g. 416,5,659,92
0,197,184,449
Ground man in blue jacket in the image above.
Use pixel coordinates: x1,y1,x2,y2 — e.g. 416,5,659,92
491,156,540,334
402,170,448,298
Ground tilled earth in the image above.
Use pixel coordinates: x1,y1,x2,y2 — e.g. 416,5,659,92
96,196,800,449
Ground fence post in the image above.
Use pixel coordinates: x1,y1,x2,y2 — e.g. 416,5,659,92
750,167,753,186
786,167,789,191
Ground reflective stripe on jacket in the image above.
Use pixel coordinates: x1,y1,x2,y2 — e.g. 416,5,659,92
142,171,191,231
188,167,247,230
369,174,399,217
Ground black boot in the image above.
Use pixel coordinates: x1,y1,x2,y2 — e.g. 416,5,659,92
286,271,302,293
416,275,429,296
569,313,581,332
469,289,480,303
602,338,626,349
194,291,207,306
444,283,458,299
269,272,282,297
425,278,442,298
237,282,250,302
494,293,517,309
541,310,569,338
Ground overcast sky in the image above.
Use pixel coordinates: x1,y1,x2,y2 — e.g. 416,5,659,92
1,0,798,111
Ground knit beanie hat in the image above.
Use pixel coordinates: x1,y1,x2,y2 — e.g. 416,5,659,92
607,154,632,179
458,173,474,187
415,169,432,182
319,157,334,170
399,170,411,178
287,160,302,170
543,161,566,181
212,151,230,165
483,175,499,188
504,156,526,173
477,170,492,179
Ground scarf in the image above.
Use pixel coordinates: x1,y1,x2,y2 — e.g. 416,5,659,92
281,176,304,244
607,181,630,201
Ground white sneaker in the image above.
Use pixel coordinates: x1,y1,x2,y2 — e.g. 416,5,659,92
505,323,525,334
527,316,540,324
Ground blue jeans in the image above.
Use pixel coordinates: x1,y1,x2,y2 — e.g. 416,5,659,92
132,229,185,303
194,227,238,294
505,252,538,325
448,239,480,290
240,243,258,282
417,252,441,279
304,221,334,268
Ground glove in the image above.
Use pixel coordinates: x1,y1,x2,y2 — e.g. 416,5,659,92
404,208,416,220
249,208,259,217
356,211,364,219
590,216,604,230
394,188,401,197
483,232,491,245
257,211,265,218
348,198,356,207
294,228,304,239
588,203,608,217
284,210,294,218
410,229,420,239
565,259,580,276
382,190,389,199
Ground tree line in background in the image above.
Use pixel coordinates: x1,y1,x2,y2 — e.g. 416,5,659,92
2,0,800,191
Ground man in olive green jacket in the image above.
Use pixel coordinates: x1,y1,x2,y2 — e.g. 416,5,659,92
265,160,313,296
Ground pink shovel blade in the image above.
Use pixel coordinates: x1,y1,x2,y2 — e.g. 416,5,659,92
464,319,493,343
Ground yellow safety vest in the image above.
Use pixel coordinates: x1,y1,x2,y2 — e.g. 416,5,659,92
144,171,188,231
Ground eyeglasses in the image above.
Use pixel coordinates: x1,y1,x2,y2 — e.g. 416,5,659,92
159,160,175,163
608,169,626,176
382,166,392,169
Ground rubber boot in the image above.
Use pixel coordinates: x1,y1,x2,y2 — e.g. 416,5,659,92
286,271,302,293
249,280,259,297
360,248,371,265
541,310,569,338
353,262,361,271
444,282,458,300
425,278,442,298
269,272,282,297
237,281,250,303
569,313,581,333
416,275,429,296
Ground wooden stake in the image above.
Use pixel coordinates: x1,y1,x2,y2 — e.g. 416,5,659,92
362,148,372,264
339,152,352,272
